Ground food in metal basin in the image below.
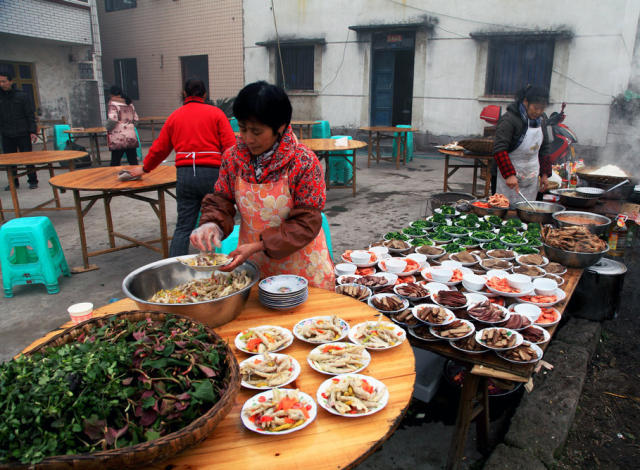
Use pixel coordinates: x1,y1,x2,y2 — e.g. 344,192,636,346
555,214,608,226
542,225,607,253
240,352,295,387
181,252,231,267
488,193,510,208
308,343,368,374
149,270,251,303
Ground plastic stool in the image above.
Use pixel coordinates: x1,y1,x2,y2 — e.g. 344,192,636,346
0,216,70,297
321,212,333,261
215,224,240,254
53,124,72,151
329,135,354,185
312,120,331,139
392,124,414,163
134,127,143,160
229,117,239,132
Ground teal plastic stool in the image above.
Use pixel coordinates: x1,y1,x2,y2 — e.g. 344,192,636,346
53,124,72,150
321,212,333,261
329,136,354,186
134,127,143,160
229,117,239,132
214,224,240,254
311,120,331,138
392,124,414,163
0,216,70,297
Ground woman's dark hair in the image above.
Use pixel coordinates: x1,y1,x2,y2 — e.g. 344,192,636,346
184,78,207,98
516,85,549,105
0,69,14,81
233,81,292,134
109,85,131,105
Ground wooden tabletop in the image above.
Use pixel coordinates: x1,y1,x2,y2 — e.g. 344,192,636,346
137,116,169,122
437,149,492,159
300,138,368,152
291,120,319,125
37,125,51,131
359,126,418,133
49,165,176,191
0,150,88,166
64,127,107,134
22,287,415,470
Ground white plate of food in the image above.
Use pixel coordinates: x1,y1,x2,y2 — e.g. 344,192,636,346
534,307,562,327
335,284,372,302
239,352,301,390
367,293,410,314
515,289,566,307
293,315,350,344
420,267,465,286
307,342,371,375
235,325,294,354
434,207,460,217
467,300,510,324
382,239,413,253
336,274,362,285
393,282,431,301
448,335,489,354
485,277,534,298
429,319,475,341
419,281,451,295
316,374,389,417
475,327,523,351
496,341,543,364
178,252,232,271
408,325,441,342
378,258,421,276
486,249,517,260
430,290,469,310
450,251,481,266
353,272,398,290
348,320,406,350
519,325,551,344
241,388,316,435
516,254,549,267
341,250,378,268
412,303,456,326
543,262,567,276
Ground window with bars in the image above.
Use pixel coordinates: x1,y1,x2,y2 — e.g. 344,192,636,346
114,58,139,100
276,45,314,91
0,61,39,112
105,0,136,12
485,39,554,97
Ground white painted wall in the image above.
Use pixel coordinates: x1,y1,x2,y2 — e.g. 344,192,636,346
243,0,640,147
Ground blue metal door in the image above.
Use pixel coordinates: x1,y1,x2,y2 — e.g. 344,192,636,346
371,51,395,126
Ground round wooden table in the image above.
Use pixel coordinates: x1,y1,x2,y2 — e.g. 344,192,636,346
64,127,107,165
300,138,367,197
291,120,319,139
0,150,88,220
49,165,177,272
23,287,416,469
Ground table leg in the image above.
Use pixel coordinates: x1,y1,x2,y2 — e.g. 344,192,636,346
94,135,102,165
158,188,169,257
7,167,21,218
484,159,490,198
367,131,373,168
151,122,156,141
376,132,381,165
41,128,47,150
48,163,61,208
71,190,99,273
443,156,450,192
394,135,401,170
103,194,116,248
472,159,478,196
351,150,357,197
475,377,490,453
401,134,407,167
446,372,481,470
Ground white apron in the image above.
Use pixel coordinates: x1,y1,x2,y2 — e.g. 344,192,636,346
496,125,543,203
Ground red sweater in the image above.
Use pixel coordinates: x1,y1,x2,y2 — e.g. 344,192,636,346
142,96,236,172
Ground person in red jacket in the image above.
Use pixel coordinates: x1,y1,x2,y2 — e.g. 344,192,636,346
129,78,236,256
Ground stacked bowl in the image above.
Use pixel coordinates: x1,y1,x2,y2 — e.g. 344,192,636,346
258,274,309,310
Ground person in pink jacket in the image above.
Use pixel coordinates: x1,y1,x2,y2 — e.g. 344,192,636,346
107,86,139,166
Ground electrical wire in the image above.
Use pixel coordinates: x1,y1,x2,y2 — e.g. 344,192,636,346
270,0,286,87
320,30,350,93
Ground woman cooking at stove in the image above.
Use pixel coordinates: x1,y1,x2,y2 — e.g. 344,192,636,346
190,81,334,289
493,85,552,202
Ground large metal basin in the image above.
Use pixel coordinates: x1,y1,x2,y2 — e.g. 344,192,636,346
514,201,565,224
122,257,260,328
542,242,609,269
552,210,612,236
549,188,599,209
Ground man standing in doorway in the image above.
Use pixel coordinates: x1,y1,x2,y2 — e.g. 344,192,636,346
0,70,38,189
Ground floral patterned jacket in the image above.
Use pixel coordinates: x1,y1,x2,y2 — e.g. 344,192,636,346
107,97,139,151
199,126,326,259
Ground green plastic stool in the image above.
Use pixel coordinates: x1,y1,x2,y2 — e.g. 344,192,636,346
229,117,239,132
312,120,331,138
53,124,72,150
134,127,143,160
214,224,240,255
392,124,414,163
329,136,354,186
321,212,333,261
0,216,70,297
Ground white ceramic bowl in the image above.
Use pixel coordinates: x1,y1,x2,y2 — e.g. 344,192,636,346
384,258,407,274
406,253,428,269
533,277,558,296
350,250,372,265
462,273,486,291
369,245,389,258
430,267,453,283
507,273,532,292
335,263,357,277
440,260,463,270
486,269,510,279
513,303,542,323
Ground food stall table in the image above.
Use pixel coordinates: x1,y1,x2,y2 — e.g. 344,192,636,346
360,126,418,170
0,150,86,219
49,166,176,273
291,120,319,139
36,124,50,150
22,287,416,470
137,116,169,142
300,138,367,197
437,149,492,198
64,127,107,165
410,268,583,470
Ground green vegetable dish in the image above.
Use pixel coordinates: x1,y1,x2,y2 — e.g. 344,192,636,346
402,227,426,237
486,215,503,226
443,242,464,253
410,237,434,247
499,226,519,237
472,231,497,241
0,315,231,465
438,204,457,215
526,239,543,248
432,233,453,242
384,231,410,241
482,241,507,250
504,218,523,228
464,213,480,223
501,235,527,245
457,236,477,247
515,245,540,254
429,213,448,224
445,226,469,235
454,219,479,229
477,221,493,231
410,220,433,229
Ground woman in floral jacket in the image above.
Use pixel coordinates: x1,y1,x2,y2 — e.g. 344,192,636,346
107,86,139,166
190,81,334,289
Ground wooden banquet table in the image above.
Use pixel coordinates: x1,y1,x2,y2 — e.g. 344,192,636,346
410,268,583,470
22,287,416,470
291,120,318,139
49,165,176,273
137,116,169,142
64,127,107,165
300,138,367,197
36,124,50,150
360,126,418,170
0,150,87,220
437,148,492,198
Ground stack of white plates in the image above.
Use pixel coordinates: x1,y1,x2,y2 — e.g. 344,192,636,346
259,274,309,310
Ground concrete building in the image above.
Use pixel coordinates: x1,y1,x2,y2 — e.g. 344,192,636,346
97,0,244,118
243,0,640,148
0,0,105,127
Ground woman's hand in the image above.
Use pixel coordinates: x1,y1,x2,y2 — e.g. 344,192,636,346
539,175,549,192
505,175,520,192
128,166,145,178
190,222,223,252
218,241,264,272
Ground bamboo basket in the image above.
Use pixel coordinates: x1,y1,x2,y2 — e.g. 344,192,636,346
1,311,240,470
457,138,494,155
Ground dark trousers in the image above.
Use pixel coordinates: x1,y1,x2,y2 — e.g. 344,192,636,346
2,135,37,184
170,165,220,257
110,148,138,166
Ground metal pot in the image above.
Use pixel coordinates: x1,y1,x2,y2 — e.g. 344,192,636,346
514,201,565,224
582,181,634,200
122,257,260,327
549,188,599,209
567,258,626,321
542,242,609,268
552,211,612,236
